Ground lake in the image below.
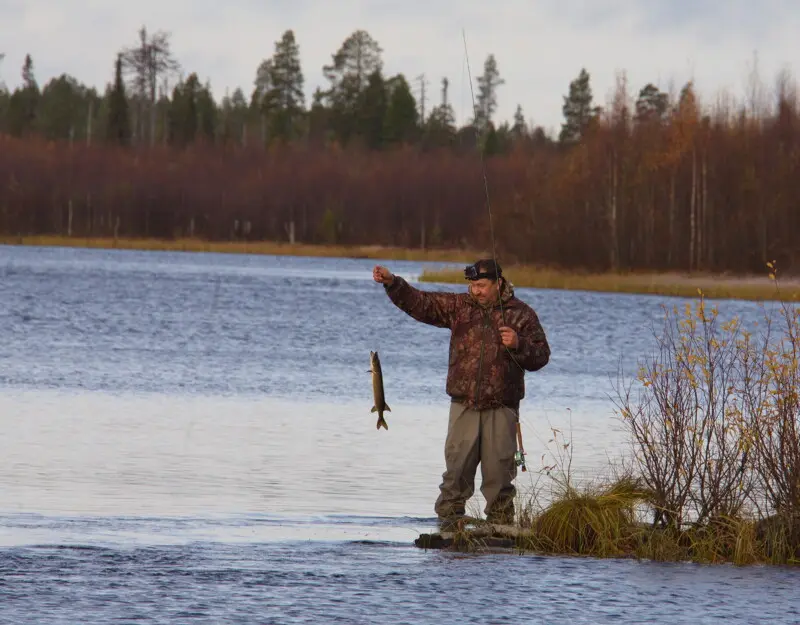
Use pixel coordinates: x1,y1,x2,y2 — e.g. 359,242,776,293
1,244,798,624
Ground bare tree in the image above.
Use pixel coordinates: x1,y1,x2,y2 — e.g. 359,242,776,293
120,26,180,146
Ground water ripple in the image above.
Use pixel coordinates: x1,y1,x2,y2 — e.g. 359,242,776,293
0,245,794,624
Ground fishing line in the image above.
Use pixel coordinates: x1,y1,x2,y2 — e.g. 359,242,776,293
462,28,530,473
460,29,521,372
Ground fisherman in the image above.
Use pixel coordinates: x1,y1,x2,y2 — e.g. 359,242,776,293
372,259,550,528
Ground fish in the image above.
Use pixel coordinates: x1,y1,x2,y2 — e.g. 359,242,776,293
369,350,391,430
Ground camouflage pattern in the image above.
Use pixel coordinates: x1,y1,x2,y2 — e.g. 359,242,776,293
384,275,550,410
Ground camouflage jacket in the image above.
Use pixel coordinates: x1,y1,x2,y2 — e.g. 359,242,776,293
384,276,550,410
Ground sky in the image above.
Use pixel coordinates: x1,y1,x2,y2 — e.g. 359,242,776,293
1,0,799,135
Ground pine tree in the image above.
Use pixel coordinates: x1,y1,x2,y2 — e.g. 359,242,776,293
254,29,305,143
635,83,669,124
559,68,600,143
322,29,383,144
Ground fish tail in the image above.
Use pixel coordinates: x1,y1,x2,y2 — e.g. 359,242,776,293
377,415,388,430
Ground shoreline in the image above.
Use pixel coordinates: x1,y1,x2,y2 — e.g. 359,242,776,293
0,235,480,264
3,235,798,301
413,515,799,566
419,266,800,302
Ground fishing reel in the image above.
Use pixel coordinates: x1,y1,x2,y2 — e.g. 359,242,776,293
514,421,527,472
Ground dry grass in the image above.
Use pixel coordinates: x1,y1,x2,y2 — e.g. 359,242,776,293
0,235,482,263
439,480,800,566
420,265,800,302
524,477,652,558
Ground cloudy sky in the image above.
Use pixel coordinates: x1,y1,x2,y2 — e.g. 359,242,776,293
1,0,798,134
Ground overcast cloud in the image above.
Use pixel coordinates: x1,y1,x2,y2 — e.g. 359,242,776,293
1,0,798,134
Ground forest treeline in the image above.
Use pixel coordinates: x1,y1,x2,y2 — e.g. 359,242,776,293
1,28,799,274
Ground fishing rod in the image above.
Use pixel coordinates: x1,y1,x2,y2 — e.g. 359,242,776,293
461,29,527,472
461,29,504,319
460,29,521,371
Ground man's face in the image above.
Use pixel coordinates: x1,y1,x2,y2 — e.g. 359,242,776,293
469,278,499,306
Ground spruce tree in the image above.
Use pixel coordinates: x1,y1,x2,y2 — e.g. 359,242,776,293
384,74,418,145
106,54,131,145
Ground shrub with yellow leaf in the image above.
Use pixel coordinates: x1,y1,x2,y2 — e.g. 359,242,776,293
610,266,800,563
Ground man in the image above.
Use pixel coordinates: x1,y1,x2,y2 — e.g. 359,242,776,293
372,259,550,527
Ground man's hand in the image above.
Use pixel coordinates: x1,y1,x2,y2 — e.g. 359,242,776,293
499,326,519,349
373,265,394,286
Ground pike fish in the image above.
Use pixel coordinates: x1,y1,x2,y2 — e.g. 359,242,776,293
369,350,391,430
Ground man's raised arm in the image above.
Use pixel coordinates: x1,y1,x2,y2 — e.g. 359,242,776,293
373,265,457,329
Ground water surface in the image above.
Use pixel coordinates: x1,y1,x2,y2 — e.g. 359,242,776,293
1,245,796,624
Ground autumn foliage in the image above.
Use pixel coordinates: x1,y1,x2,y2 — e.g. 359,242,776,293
1,77,799,275
609,283,800,563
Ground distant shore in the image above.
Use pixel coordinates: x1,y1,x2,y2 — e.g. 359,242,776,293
420,266,800,302
3,235,797,302
0,235,478,263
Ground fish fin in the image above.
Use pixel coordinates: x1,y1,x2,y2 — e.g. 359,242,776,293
377,416,388,430
371,406,377,413
384,403,391,412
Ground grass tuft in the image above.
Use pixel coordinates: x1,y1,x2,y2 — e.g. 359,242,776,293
523,477,652,558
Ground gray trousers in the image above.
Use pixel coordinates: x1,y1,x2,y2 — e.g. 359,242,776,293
434,401,518,522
